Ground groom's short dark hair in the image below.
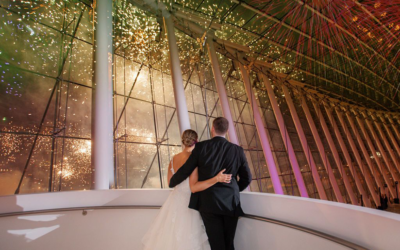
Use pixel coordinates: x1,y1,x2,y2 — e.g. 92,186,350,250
213,117,229,135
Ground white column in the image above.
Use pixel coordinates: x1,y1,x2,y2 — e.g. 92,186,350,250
237,64,283,194
334,107,374,207
163,11,191,135
207,38,239,145
373,114,400,173
92,0,114,190
258,73,308,197
353,110,397,197
301,96,344,202
282,85,327,200
361,111,399,182
378,114,400,169
346,112,384,191
324,104,369,206
313,102,358,204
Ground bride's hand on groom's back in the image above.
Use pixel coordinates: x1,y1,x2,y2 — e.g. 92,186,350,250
216,169,232,183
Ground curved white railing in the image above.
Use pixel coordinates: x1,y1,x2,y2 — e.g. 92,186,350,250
0,190,399,250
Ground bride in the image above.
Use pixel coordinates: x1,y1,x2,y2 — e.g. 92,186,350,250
142,129,232,250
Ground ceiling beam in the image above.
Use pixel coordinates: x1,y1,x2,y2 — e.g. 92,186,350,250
294,0,400,80
128,0,398,112
172,2,399,110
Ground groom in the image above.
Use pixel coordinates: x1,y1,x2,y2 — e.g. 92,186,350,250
169,117,252,250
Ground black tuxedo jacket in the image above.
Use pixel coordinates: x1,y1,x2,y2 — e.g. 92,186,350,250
169,136,252,216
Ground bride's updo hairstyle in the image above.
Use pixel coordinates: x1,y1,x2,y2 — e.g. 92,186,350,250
182,129,198,147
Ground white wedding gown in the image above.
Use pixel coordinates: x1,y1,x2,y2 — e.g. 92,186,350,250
142,161,211,250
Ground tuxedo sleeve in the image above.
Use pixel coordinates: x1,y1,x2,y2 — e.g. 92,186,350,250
169,145,200,188
237,147,252,192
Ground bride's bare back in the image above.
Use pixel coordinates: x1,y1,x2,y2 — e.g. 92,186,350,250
172,152,191,173
167,151,191,185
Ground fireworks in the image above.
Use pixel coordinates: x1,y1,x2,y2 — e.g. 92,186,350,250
1,0,399,200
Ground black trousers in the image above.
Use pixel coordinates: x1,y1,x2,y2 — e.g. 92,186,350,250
200,211,239,250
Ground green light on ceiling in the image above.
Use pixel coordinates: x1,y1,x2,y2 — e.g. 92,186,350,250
2,117,6,121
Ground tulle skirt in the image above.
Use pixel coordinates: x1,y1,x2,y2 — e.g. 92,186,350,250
142,179,210,250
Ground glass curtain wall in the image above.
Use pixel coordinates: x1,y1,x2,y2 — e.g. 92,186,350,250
1,0,400,209
0,1,93,195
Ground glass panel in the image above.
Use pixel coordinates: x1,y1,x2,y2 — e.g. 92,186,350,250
1,0,395,210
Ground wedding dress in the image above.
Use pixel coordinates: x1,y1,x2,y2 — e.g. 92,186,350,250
142,159,210,250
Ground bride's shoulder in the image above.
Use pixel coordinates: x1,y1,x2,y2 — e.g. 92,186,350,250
173,152,184,159
172,152,185,163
